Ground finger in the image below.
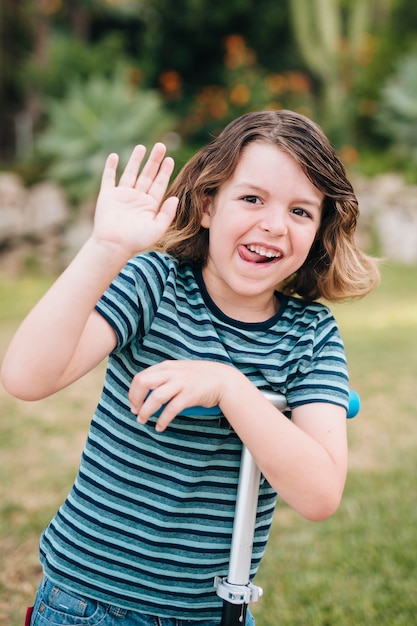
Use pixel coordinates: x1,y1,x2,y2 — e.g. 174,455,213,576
136,383,178,423
154,399,184,432
135,143,168,193
129,364,173,417
128,372,151,416
153,196,179,233
146,156,176,206
118,145,147,188
100,153,119,192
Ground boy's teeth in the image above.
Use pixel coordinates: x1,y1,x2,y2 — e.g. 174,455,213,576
246,244,281,258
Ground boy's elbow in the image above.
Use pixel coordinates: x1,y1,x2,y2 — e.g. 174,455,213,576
1,361,41,401
2,370,25,400
299,489,344,523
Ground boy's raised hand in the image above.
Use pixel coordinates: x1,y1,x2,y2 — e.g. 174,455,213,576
0,143,178,401
93,143,179,258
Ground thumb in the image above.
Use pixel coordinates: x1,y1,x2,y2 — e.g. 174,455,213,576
156,196,179,227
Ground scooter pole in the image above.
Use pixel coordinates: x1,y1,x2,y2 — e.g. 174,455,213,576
215,392,287,626
215,444,263,626
215,390,360,626
152,390,360,625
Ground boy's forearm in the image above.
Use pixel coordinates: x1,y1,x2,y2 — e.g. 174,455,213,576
1,237,132,399
219,371,347,521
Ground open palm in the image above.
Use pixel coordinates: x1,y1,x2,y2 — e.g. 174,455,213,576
93,143,179,258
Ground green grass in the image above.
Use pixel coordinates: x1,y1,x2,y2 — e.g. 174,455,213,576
1,262,417,625
253,262,417,625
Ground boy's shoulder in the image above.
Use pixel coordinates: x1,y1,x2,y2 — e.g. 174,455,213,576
283,294,333,318
129,250,178,271
279,295,339,335
125,251,184,282
125,252,196,296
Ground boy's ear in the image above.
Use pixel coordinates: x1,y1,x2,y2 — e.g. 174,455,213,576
200,195,213,228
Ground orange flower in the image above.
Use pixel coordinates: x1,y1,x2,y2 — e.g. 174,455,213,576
197,86,225,104
285,72,310,94
225,50,246,70
195,87,229,120
224,35,246,54
224,34,256,69
340,145,359,166
210,100,229,119
265,74,288,95
230,84,250,106
159,70,182,97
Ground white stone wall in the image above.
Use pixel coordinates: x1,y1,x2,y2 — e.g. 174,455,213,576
0,171,416,275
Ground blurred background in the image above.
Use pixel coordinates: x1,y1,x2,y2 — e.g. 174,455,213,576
1,2,417,625
1,0,417,271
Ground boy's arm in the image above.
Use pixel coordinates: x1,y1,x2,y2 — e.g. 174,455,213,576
1,239,123,400
1,144,178,400
128,360,348,523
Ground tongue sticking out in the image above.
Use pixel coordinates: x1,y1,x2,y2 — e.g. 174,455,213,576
239,245,278,264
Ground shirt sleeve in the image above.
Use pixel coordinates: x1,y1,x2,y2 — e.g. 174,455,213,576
94,253,169,350
285,303,350,411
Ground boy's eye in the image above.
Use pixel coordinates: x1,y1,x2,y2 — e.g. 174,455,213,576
242,195,261,204
292,207,311,218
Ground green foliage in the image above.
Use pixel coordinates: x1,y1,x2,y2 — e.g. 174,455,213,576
36,69,177,204
288,0,396,146
375,50,417,167
3,0,417,175
21,32,133,100
138,0,294,90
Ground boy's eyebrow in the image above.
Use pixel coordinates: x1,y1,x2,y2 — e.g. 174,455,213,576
233,182,322,209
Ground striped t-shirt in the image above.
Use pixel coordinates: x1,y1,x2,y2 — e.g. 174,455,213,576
39,251,349,620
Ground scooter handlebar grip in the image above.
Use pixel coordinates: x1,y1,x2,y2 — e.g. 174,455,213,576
151,390,360,418
347,390,361,418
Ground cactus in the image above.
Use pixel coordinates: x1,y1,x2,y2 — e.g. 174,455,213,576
289,0,392,143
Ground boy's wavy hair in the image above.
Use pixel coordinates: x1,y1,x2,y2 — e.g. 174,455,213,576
157,109,379,302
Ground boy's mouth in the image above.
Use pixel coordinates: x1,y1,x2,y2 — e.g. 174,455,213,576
241,244,283,264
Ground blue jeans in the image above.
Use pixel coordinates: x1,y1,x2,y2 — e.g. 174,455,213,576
29,577,256,626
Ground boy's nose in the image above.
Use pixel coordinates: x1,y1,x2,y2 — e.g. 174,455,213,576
259,206,288,235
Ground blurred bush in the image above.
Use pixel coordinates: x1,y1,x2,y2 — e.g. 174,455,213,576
375,49,417,177
22,32,132,100
36,68,177,204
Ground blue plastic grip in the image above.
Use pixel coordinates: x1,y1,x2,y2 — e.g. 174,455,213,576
347,390,361,418
150,390,360,418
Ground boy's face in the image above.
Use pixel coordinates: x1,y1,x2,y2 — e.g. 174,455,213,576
200,142,323,322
